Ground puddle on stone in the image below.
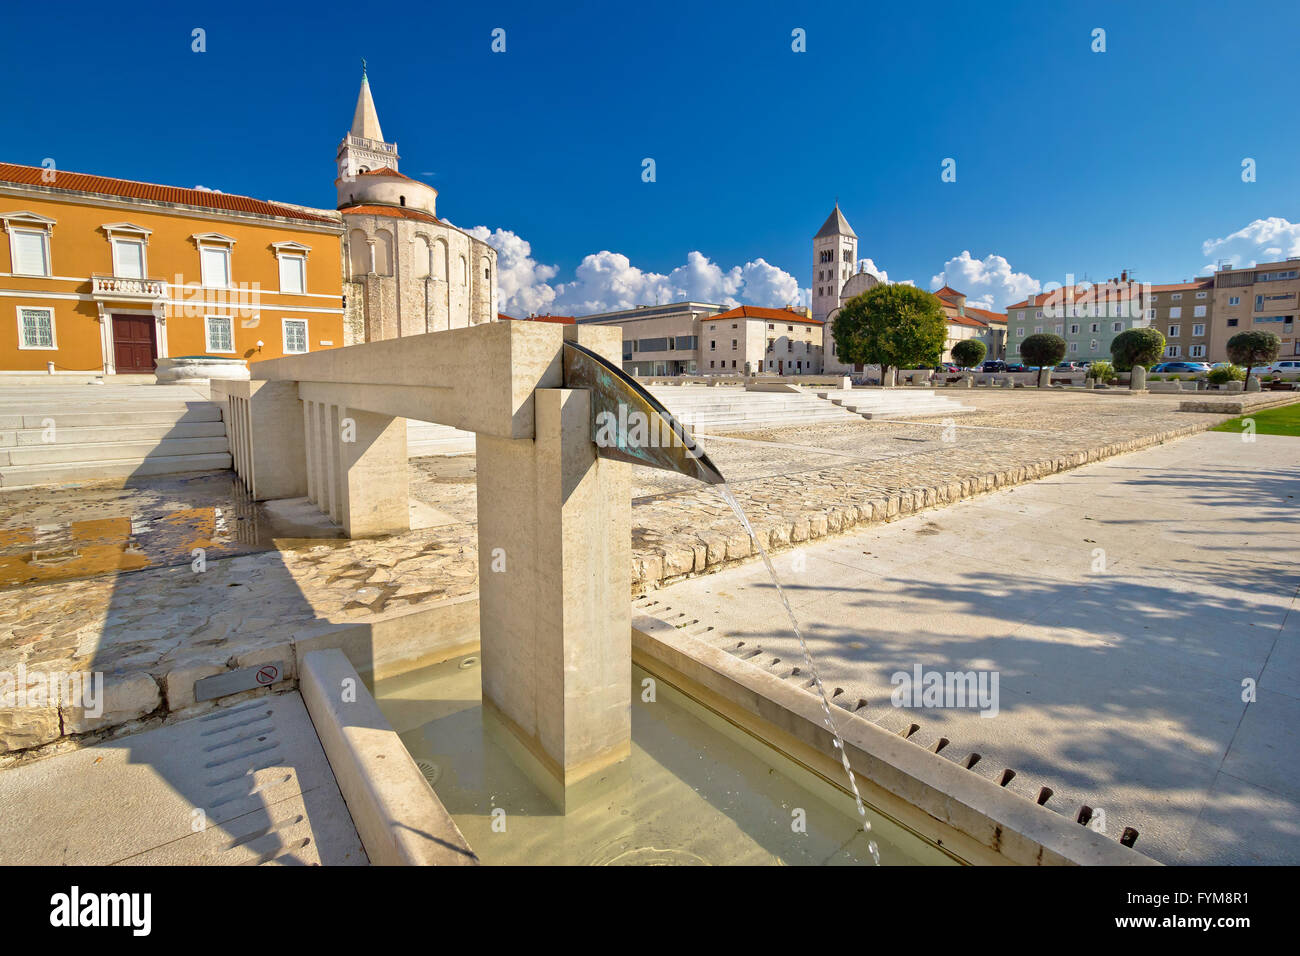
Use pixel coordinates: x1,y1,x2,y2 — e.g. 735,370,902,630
0,474,344,589
370,656,957,866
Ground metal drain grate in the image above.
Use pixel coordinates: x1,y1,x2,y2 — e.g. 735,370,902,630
416,759,442,786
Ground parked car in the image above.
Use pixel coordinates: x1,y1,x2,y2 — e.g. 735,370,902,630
1151,362,1211,375
980,360,1007,372
1054,362,1085,371
1254,360,1300,376
1003,363,1027,373
933,363,960,373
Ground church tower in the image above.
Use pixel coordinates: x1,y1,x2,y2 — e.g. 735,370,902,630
811,203,857,324
336,63,401,182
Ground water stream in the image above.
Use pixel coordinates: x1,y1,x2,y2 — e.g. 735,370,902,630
715,483,879,865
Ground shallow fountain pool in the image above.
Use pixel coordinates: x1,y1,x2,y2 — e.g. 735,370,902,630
369,654,957,866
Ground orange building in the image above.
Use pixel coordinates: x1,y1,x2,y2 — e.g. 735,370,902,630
0,163,345,375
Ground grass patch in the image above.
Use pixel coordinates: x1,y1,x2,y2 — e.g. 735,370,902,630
1211,401,1300,437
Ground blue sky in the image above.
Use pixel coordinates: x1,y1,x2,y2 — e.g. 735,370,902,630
4,0,1298,314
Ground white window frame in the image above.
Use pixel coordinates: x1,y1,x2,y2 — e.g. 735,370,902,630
1168,325,1180,337
1164,345,1180,357
9,226,51,277
193,233,237,289
111,237,147,279
1169,307,1182,319
1016,327,1025,337
1112,321,1122,332
16,306,57,350
1189,345,1206,358
1069,323,1080,334
205,315,235,354
282,318,309,354
2,212,56,277
1193,305,1206,318
1192,324,1205,337
272,241,311,295
1229,296,1240,306
1171,293,1182,300
1196,291,1207,299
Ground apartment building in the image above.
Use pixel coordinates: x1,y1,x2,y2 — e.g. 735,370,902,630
1006,273,1151,362
0,162,345,375
1147,280,1215,360
1210,258,1300,359
706,305,823,375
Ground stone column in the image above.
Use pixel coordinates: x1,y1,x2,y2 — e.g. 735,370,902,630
337,408,409,537
1037,367,1052,388
475,334,633,809
1129,365,1146,390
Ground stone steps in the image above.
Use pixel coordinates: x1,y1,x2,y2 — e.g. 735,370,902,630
815,389,973,420
406,420,475,457
648,388,865,430
0,385,232,487
0,453,234,488
1,436,231,466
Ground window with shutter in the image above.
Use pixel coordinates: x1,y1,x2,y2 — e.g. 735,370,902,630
12,229,49,276
279,255,306,294
200,247,230,287
112,239,145,279
205,316,234,353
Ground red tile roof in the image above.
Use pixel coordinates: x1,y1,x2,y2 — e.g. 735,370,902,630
965,306,1007,325
933,285,965,300
948,314,986,328
339,203,442,224
355,167,414,180
0,162,337,224
711,305,821,325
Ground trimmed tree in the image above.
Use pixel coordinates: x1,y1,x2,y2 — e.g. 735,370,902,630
1019,333,1067,386
951,338,987,369
831,285,948,385
1225,330,1281,381
1110,327,1165,372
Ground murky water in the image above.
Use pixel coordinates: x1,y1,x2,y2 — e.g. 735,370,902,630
0,474,343,589
370,656,954,866
716,483,878,863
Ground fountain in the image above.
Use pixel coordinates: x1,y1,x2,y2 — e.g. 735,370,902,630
214,322,1154,866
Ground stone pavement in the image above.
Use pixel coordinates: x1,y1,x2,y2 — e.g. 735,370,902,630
0,390,1280,755
640,430,1300,865
0,691,365,864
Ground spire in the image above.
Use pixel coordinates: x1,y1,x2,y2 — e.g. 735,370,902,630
814,202,857,239
350,66,384,142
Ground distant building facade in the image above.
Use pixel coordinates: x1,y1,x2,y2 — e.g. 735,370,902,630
1210,259,1300,360
336,69,497,345
577,302,725,375
0,162,345,375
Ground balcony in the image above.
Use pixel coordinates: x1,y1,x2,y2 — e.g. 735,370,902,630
91,274,167,301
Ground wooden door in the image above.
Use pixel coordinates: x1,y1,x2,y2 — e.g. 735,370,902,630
112,315,156,373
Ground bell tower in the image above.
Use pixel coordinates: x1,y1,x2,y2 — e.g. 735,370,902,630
336,61,401,183
811,202,858,324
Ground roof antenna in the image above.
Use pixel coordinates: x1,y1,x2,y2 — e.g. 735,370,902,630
361,57,367,77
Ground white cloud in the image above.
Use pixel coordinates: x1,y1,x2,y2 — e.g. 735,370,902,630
856,258,891,283
1201,217,1300,272
470,227,807,316
467,226,558,317
930,251,1040,310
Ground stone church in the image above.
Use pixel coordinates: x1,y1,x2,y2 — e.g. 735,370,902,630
335,68,497,344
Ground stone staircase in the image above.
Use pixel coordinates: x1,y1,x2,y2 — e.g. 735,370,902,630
814,388,973,420
647,386,866,431
406,420,475,457
0,385,231,488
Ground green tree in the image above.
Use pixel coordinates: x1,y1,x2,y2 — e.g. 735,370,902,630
951,338,987,369
1110,327,1165,371
1019,333,1067,385
1225,330,1281,381
831,285,948,385
1088,360,1116,384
